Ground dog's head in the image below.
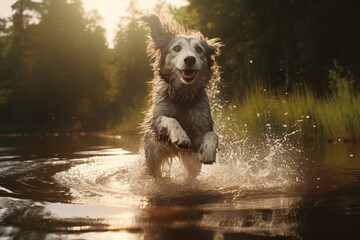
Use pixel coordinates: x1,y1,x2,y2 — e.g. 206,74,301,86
141,14,222,98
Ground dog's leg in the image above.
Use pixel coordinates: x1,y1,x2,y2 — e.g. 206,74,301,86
199,131,218,164
155,116,191,149
143,132,167,177
180,152,202,180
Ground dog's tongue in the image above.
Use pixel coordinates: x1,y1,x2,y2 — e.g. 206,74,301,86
181,70,196,80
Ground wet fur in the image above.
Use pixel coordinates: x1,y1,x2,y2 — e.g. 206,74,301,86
141,14,222,178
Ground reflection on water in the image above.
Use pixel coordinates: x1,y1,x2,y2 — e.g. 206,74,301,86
0,134,360,239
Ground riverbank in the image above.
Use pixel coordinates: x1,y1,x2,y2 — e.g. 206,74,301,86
1,82,359,142
222,82,360,142
108,82,360,141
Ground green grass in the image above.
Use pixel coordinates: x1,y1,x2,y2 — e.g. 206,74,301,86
113,81,360,140
226,81,360,140
112,63,360,140
108,100,148,136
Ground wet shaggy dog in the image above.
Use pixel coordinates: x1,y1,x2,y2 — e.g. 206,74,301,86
141,14,222,179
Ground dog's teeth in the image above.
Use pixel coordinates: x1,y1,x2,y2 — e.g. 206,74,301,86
181,70,196,80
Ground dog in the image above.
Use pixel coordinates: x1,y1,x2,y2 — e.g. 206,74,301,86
140,14,222,179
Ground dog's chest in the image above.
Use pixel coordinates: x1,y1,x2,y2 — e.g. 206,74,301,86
171,101,212,136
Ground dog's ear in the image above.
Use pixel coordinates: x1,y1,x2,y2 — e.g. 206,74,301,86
206,38,223,57
202,38,223,68
140,14,172,49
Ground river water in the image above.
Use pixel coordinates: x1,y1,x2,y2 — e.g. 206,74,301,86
0,133,359,240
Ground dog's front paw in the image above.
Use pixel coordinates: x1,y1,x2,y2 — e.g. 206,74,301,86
170,128,191,149
199,132,218,164
199,143,216,164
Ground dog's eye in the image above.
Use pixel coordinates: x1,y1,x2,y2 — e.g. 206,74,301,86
195,47,203,54
173,46,181,52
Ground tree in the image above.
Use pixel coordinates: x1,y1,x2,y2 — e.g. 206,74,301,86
0,18,10,107
111,0,152,122
28,0,108,130
2,0,40,126
178,0,360,97
0,0,109,132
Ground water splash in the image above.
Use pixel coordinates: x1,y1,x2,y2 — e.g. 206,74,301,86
204,77,302,191
54,86,302,209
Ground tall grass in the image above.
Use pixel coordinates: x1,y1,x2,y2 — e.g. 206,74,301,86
227,65,360,140
112,63,360,140
109,98,148,135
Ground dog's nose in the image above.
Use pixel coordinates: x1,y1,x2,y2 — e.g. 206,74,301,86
184,56,196,66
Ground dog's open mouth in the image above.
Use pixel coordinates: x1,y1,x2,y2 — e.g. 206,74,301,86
180,70,197,82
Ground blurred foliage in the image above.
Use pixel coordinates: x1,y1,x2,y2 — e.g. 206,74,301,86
1,0,109,131
0,0,359,135
176,0,360,97
0,0,152,133
225,69,360,140
109,2,152,128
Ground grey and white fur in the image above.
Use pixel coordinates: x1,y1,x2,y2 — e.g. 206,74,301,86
140,14,222,179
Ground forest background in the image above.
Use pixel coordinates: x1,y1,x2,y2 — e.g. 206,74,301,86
0,0,359,139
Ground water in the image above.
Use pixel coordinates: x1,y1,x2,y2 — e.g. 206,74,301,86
0,133,360,240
